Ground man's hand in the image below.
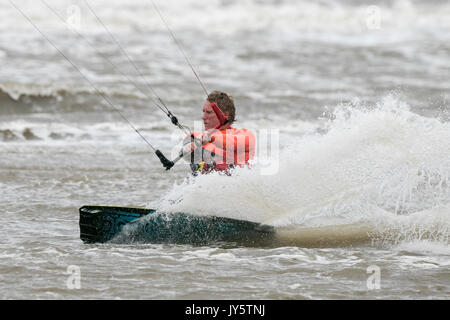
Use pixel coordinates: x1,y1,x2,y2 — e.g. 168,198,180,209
182,129,216,155
197,128,216,144
182,141,196,155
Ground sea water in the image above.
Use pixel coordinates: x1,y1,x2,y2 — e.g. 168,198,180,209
0,0,449,299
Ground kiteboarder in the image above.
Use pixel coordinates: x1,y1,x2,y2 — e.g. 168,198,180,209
183,91,255,174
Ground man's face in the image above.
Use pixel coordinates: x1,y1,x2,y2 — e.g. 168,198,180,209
201,100,220,130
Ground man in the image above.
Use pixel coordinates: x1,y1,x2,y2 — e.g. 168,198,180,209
183,91,255,174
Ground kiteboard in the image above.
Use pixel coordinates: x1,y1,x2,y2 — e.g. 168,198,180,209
79,205,275,245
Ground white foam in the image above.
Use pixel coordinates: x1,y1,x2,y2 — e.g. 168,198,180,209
371,206,450,247
395,240,450,256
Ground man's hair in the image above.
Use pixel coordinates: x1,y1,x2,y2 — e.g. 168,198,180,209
207,91,235,124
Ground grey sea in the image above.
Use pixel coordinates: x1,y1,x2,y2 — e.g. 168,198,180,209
0,0,449,300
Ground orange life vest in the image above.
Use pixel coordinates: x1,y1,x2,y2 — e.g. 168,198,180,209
187,127,255,173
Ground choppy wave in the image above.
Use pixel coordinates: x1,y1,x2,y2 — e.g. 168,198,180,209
2,0,450,40
0,82,148,115
155,94,450,246
0,119,177,144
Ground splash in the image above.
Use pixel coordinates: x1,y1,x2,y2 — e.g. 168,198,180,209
154,95,449,245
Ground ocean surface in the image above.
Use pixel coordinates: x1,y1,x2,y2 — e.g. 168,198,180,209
0,0,449,299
